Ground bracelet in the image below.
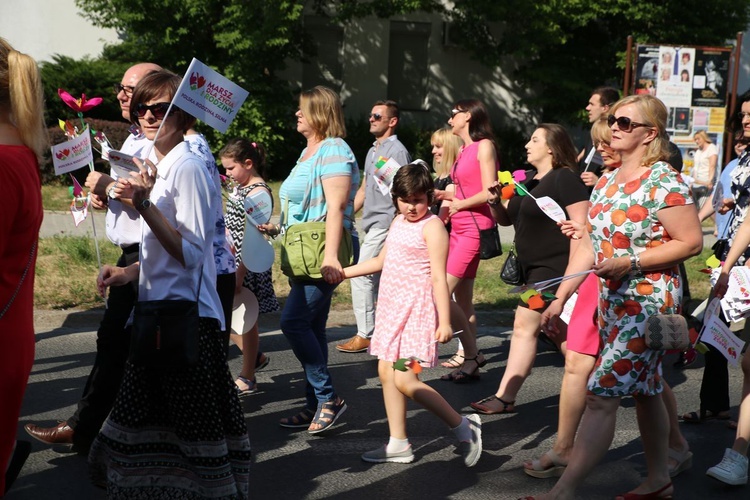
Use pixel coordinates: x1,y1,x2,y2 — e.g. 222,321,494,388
629,254,642,274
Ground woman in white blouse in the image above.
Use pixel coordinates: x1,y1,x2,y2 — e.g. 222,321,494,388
691,130,718,207
89,70,251,499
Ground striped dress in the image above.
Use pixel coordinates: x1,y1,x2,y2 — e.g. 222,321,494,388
369,213,439,367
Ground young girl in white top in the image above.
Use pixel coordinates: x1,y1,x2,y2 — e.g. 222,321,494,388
341,161,482,467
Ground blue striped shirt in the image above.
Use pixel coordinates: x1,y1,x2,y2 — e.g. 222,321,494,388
279,137,359,235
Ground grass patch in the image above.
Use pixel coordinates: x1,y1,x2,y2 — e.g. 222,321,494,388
35,236,120,309
42,184,75,211
35,235,715,312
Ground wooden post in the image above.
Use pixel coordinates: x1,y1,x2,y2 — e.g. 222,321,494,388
623,35,634,96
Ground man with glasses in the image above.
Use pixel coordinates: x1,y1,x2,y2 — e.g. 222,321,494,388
24,63,161,454
337,100,411,353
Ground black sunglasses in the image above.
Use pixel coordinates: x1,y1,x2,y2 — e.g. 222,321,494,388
607,114,650,133
369,113,387,121
451,108,467,118
113,83,136,96
134,102,171,120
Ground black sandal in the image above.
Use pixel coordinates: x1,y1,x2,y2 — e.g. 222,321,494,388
680,409,730,424
279,408,315,429
441,353,465,368
440,355,485,383
470,395,516,415
308,398,347,434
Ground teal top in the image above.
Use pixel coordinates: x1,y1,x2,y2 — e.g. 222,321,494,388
279,137,359,235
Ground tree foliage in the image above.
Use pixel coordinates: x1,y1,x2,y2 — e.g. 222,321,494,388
66,0,750,174
445,0,750,121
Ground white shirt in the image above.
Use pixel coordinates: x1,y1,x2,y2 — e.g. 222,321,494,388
105,133,156,247
137,141,224,329
693,143,718,183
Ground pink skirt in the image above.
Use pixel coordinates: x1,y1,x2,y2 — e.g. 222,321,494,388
566,274,601,356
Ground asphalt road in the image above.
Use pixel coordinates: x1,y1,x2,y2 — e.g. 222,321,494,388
7,306,749,500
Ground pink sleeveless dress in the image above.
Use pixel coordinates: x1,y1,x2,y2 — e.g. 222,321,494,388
369,213,439,367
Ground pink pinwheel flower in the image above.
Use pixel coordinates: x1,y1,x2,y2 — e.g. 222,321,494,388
58,88,103,113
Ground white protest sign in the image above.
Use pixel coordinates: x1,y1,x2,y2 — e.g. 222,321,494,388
51,125,94,175
173,58,249,134
231,287,259,335
712,181,724,213
372,156,403,196
241,224,274,273
244,190,273,225
582,147,596,172
107,149,141,178
536,196,567,223
701,313,745,366
560,291,578,324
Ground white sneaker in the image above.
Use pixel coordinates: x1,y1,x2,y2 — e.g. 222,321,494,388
361,444,415,464
706,448,749,486
458,414,482,467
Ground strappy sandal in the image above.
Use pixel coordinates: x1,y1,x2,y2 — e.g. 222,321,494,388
470,395,516,415
441,353,465,368
440,354,487,384
235,376,258,396
680,409,730,424
524,449,568,478
668,446,693,478
308,398,347,435
255,352,270,371
279,408,316,429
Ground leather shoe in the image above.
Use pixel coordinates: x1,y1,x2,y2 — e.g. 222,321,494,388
24,421,74,445
336,335,370,353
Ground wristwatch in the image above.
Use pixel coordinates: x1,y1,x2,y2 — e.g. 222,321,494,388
107,184,117,200
137,199,152,212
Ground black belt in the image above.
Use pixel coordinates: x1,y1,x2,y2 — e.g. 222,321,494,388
121,243,140,254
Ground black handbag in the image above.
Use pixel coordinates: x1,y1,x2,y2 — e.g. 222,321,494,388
129,268,202,370
453,161,502,260
712,211,735,260
500,243,524,286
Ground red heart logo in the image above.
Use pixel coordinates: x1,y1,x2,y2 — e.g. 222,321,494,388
197,76,206,88
63,148,70,156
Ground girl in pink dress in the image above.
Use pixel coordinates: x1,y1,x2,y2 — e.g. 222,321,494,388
342,162,482,467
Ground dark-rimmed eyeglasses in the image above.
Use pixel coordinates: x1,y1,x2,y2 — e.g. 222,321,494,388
607,114,650,133
738,111,750,120
134,102,171,120
369,113,387,121
451,109,467,118
114,83,136,96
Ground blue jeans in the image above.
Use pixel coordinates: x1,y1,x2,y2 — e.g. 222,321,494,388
281,237,359,410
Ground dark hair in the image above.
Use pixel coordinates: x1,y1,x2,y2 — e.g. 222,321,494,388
592,87,620,107
219,138,267,179
130,69,196,131
374,99,400,120
536,123,579,171
453,98,496,144
391,160,435,209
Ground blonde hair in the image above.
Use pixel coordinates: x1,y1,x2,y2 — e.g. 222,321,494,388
590,117,611,145
430,127,462,177
693,130,712,144
0,37,47,161
609,94,669,167
299,86,346,140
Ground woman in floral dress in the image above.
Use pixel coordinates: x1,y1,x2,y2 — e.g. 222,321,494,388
533,94,703,500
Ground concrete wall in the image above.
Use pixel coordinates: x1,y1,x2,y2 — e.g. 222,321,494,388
0,0,119,62
280,10,536,132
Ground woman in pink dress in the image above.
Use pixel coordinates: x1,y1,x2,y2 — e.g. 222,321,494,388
441,99,499,381
341,162,482,467
0,37,45,494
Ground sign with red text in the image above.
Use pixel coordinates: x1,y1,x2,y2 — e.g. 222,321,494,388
51,125,94,175
173,58,249,133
